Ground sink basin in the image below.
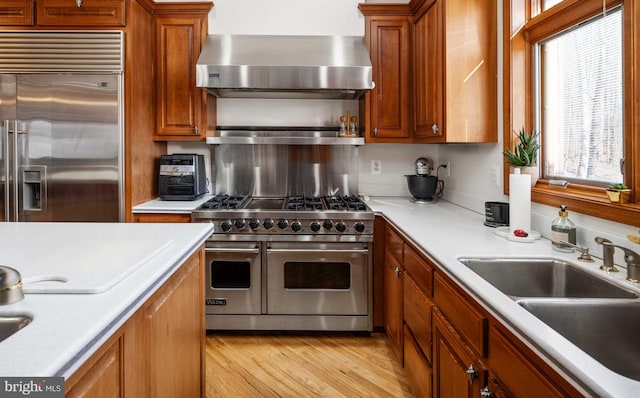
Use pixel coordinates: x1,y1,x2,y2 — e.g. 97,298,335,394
519,299,640,381
458,258,638,299
0,315,32,343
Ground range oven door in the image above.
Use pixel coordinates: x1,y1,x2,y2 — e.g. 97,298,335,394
266,242,369,315
205,241,261,315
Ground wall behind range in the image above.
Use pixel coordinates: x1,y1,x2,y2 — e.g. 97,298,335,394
165,0,638,256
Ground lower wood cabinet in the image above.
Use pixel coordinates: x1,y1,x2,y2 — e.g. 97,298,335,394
384,251,404,363
432,307,487,398
65,247,205,397
404,325,432,398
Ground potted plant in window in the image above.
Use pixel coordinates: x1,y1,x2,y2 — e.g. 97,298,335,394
504,127,540,186
606,183,631,203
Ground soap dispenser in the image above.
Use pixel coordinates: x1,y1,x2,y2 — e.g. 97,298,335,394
551,205,577,252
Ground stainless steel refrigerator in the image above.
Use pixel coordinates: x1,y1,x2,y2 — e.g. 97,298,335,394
0,31,124,222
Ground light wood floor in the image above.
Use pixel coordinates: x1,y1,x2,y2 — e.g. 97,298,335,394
205,331,415,398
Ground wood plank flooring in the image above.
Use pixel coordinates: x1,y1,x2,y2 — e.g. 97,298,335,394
205,332,415,397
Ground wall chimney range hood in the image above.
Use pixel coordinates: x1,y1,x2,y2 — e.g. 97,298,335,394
196,34,375,100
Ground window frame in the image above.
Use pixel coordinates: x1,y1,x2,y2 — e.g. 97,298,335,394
504,0,640,225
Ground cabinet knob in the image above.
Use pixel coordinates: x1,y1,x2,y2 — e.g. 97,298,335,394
465,365,478,385
194,126,199,135
480,387,494,398
373,128,378,136
76,0,83,7
394,267,402,278
431,123,439,135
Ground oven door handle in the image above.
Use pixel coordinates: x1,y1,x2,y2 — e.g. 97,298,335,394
205,248,260,254
267,248,368,254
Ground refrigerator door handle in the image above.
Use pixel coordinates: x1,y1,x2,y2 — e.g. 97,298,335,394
11,121,19,221
3,120,9,220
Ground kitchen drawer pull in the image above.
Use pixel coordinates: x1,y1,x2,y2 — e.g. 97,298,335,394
480,387,494,398
205,248,260,254
465,365,478,385
394,267,402,278
76,0,82,7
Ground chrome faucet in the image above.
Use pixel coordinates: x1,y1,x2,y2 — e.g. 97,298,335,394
595,237,640,282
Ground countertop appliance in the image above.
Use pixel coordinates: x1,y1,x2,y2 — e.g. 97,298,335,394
192,194,374,331
159,154,207,201
0,31,124,222
196,34,374,100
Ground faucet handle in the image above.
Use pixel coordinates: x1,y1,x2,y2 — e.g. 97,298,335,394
595,237,619,273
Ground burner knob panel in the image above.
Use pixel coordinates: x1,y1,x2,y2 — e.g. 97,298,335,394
263,218,274,230
322,220,333,230
221,220,232,232
249,219,261,230
277,219,289,230
310,221,321,232
291,221,302,232
335,222,347,232
234,219,246,230
354,222,365,233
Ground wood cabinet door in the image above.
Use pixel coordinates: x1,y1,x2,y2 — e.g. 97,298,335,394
413,0,443,141
66,335,124,397
384,252,404,363
366,16,411,142
432,308,486,398
404,325,433,398
142,250,203,398
0,0,34,25
133,213,192,223
37,0,125,26
155,16,206,141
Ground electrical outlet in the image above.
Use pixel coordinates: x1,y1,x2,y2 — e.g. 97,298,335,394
371,160,382,174
442,160,451,177
491,165,500,186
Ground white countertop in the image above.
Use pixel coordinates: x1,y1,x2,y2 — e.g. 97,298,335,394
125,195,640,396
132,195,213,214
0,222,213,378
365,197,640,398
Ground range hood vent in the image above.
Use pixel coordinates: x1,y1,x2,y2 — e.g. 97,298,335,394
196,35,374,100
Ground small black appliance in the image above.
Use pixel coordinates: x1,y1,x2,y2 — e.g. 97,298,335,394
159,154,207,200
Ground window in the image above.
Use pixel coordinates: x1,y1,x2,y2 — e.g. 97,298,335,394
537,7,623,186
505,0,639,225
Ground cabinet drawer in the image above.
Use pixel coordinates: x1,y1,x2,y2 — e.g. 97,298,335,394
404,274,432,363
37,0,125,26
403,244,433,296
489,323,582,398
404,325,432,398
385,225,404,264
434,272,487,357
0,1,34,25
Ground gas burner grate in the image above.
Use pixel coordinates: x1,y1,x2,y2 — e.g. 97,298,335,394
285,196,324,210
198,195,249,210
324,195,369,211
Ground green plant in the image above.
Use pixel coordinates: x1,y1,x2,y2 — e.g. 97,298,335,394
608,183,629,190
503,127,540,167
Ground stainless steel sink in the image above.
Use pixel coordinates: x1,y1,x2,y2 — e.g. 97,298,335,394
0,315,32,343
518,299,640,381
458,258,638,299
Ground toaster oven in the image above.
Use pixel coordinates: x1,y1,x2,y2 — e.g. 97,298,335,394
159,154,207,200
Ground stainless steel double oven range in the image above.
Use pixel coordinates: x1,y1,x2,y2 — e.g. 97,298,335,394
192,194,374,331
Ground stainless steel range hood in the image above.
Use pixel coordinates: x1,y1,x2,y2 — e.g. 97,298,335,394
196,34,374,100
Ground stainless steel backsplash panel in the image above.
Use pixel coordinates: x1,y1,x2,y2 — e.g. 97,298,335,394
214,145,359,197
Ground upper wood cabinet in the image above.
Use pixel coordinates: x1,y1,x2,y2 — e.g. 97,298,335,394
154,11,210,141
0,1,34,25
413,0,497,143
37,0,125,26
360,0,497,143
363,15,412,143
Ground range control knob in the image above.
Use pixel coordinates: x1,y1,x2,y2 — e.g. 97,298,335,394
291,221,302,232
234,219,246,230
221,220,232,232
354,222,365,233
277,219,289,230
322,220,333,230
310,221,321,232
263,218,274,230
335,222,347,232
249,218,261,230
